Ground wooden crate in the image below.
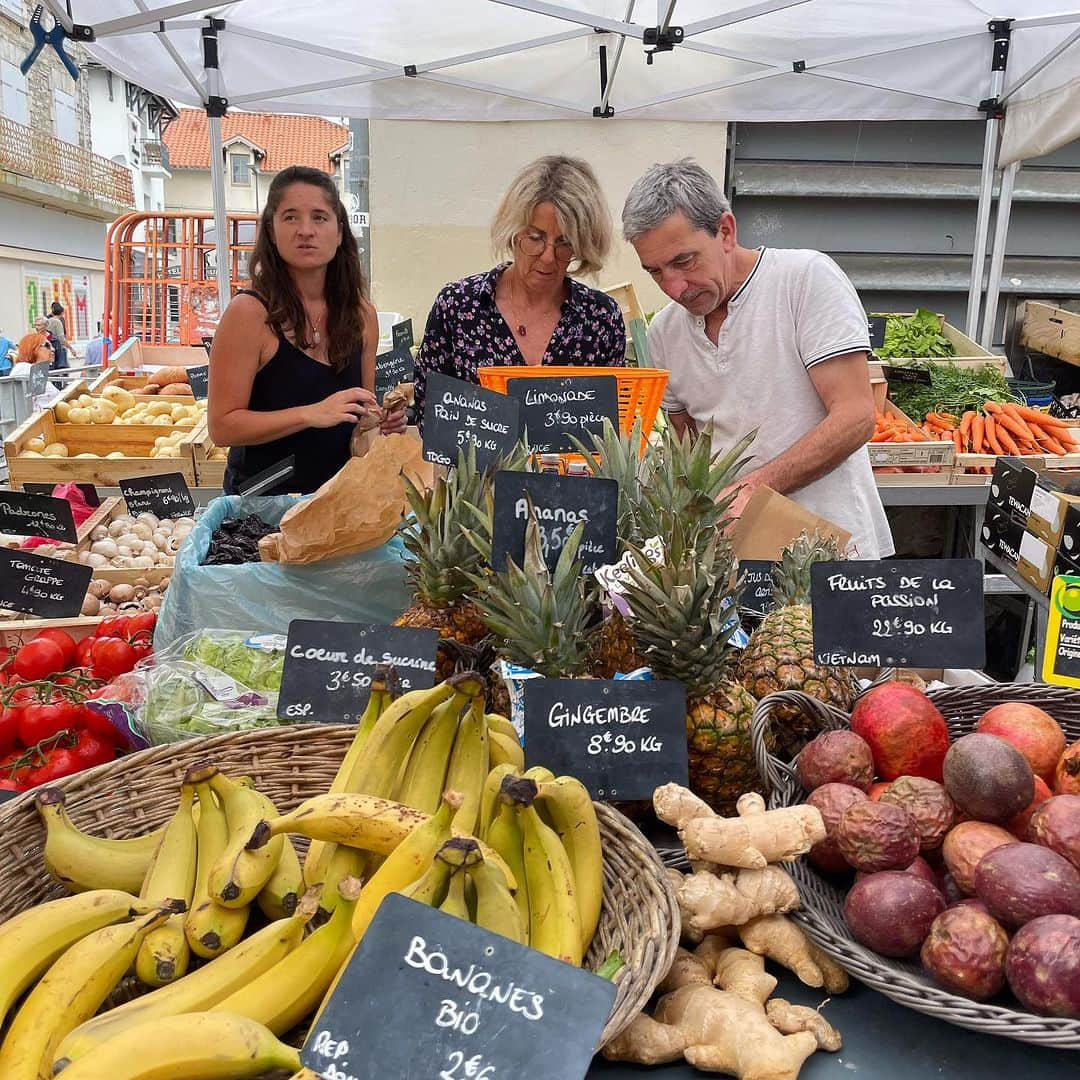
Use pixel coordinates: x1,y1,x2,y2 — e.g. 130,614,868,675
870,312,1004,363
107,339,209,372
867,400,955,475
0,616,101,649
88,367,200,404
190,420,227,488
952,450,1080,485
1020,302,1080,367
868,356,1008,380
76,498,177,587
602,281,646,326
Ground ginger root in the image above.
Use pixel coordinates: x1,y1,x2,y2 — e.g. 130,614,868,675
603,985,818,1079
712,947,777,1004
678,866,801,935
680,802,826,869
666,867,704,944
738,915,850,993
767,999,842,1052
658,947,713,993
654,782,716,829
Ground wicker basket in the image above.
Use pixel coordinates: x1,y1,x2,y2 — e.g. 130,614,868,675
0,724,677,1048
751,685,1080,1049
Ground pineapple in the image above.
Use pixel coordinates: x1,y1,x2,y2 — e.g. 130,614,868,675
588,608,645,679
735,532,858,760
395,445,496,681
621,519,761,814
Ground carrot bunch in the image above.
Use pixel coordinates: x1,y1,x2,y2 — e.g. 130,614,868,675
934,403,1079,457
872,410,932,443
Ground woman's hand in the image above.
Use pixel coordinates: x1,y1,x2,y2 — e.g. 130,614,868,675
305,387,378,429
380,408,409,436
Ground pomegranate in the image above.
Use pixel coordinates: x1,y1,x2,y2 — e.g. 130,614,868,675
975,703,1066,783
1056,738,1080,795
849,683,950,782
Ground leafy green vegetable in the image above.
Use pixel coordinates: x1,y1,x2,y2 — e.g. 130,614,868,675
876,309,956,360
885,361,1019,422
184,633,283,692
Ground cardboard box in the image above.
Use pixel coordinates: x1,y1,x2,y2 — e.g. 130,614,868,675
980,503,1055,593
732,486,851,561
988,457,1080,548
1020,301,1080,367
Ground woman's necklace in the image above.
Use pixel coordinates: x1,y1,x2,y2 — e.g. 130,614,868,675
308,311,322,346
507,277,528,338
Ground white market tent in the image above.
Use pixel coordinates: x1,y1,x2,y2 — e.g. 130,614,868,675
43,1,1080,345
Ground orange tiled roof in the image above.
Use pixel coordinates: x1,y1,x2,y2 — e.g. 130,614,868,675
163,110,349,173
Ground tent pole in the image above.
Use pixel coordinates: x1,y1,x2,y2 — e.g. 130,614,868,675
979,160,1019,350
966,115,1000,338
202,21,232,317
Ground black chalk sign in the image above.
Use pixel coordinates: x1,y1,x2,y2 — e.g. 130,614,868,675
810,559,985,669
374,346,415,402
505,374,619,455
119,473,195,518
422,373,522,471
187,364,209,400
278,619,438,723
0,547,92,619
302,893,614,1080
523,678,688,801
867,315,887,351
201,336,214,356
881,365,932,385
492,471,618,576
29,360,51,396
392,318,414,350
0,491,77,542
739,559,776,617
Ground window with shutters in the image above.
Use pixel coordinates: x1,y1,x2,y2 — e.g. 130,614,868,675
231,153,251,185
1,61,29,126
53,87,78,144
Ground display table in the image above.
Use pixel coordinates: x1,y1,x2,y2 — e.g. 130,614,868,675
589,968,1075,1076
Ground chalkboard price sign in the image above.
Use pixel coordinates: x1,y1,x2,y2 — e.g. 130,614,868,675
0,788,19,805
882,365,932,385
392,318,414,350
29,360,51,396
0,547,92,619
810,559,985,668
200,337,214,356
867,315,887,350
422,373,522,471
187,364,209,400
505,374,619,455
374,346,415,402
523,678,688,801
278,619,438,723
119,473,195,518
302,893,614,1080
739,559,776,617
492,471,618,575
0,491,77,542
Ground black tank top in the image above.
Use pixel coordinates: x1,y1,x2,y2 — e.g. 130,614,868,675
224,291,364,495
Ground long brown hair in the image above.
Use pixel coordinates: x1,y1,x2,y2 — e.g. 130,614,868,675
249,165,367,373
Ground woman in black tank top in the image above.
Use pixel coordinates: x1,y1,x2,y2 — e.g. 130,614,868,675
207,166,407,495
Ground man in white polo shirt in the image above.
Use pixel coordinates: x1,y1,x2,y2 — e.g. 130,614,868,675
623,159,893,560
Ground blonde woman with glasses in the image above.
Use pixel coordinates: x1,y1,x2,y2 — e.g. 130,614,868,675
413,155,625,421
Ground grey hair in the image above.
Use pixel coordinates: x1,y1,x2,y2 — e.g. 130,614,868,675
622,158,731,242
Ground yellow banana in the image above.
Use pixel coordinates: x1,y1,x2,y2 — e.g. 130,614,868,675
303,670,394,890
0,890,150,1029
0,904,178,1080
467,855,527,944
350,792,459,941
524,765,556,784
537,776,604,954
439,867,471,921
136,782,197,986
53,899,313,1068
479,762,520,841
207,770,284,909
488,727,525,770
485,711,520,742
485,798,530,931
35,788,165,894
256,834,304,921
444,696,489,834
395,694,467,814
255,792,428,854
511,777,582,965
212,878,361,1036
50,1012,301,1080
436,837,481,922
400,852,455,907
185,771,249,959
312,844,368,921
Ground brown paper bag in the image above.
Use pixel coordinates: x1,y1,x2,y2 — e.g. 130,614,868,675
258,433,432,564
731,486,852,561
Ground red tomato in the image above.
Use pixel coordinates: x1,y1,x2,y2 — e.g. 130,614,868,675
131,643,153,664
75,638,96,668
73,730,116,769
126,612,157,640
27,748,83,786
13,638,66,682
0,751,33,789
32,629,78,668
0,706,21,753
0,777,22,792
97,616,131,641
91,638,138,680
17,703,72,747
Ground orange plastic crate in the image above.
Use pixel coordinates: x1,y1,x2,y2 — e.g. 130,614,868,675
476,366,668,437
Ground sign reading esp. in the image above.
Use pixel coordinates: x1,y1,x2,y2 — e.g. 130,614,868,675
187,364,209,400
810,559,985,669
505,375,619,455
422,373,522,471
0,547,92,619
278,620,438,723
738,559,776,617
374,347,414,403
492,471,617,576
119,473,195,518
302,894,614,1080
0,491,77,542
523,678,688,801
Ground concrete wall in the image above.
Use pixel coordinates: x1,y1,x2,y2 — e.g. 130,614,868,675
367,119,727,324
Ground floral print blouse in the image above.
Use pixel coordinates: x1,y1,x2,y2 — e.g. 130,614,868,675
414,263,625,419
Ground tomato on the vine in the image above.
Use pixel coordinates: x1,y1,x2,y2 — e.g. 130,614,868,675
90,639,137,680
32,629,78,668
0,706,21,754
73,730,116,769
75,637,96,668
0,750,33,789
13,638,66,682
27,747,83,786
126,612,157,639
17,703,72,747
97,616,131,641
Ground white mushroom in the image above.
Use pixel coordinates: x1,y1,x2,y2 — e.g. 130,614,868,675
91,539,119,559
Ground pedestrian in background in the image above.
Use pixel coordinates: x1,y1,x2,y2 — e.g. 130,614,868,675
46,303,77,371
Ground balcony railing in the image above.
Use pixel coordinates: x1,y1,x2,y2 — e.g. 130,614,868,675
140,139,170,170
0,115,134,208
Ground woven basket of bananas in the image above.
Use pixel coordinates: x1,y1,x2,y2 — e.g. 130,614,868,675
0,721,678,1068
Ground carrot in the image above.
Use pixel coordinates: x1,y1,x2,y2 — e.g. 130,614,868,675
984,414,1003,455
1011,404,1071,429
953,430,964,454
983,401,1004,414
971,415,985,453
994,411,1036,444
959,411,976,438
1030,424,1068,455
1002,403,1037,440
996,426,1021,456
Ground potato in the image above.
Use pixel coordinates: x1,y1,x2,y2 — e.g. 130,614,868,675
20,450,43,458
170,404,187,420
74,453,100,459
105,452,125,459
53,401,70,423
146,366,189,387
147,402,173,417
154,435,174,448
26,436,46,452
66,407,91,425
76,394,93,407
43,443,69,457
88,401,117,425
156,446,182,458
152,415,172,426
101,385,136,412
174,417,197,430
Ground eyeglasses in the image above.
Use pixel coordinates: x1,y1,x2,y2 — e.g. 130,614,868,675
517,231,574,260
